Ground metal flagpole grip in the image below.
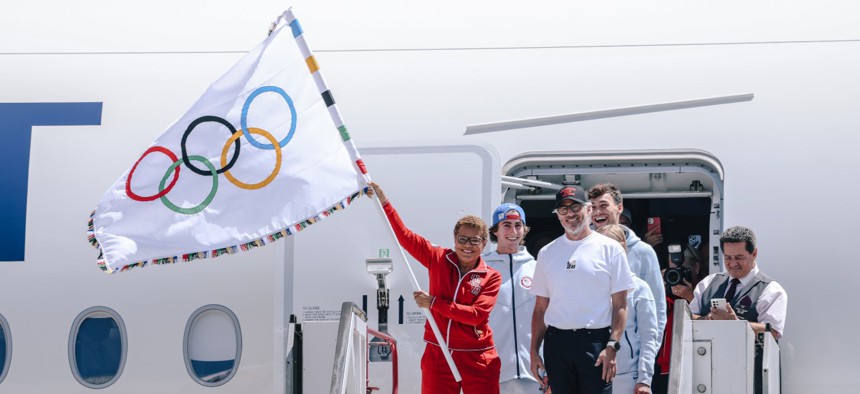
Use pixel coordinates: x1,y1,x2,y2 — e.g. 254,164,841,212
370,194,463,382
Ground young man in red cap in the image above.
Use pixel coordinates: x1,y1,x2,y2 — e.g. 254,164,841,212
483,203,541,393
369,182,502,394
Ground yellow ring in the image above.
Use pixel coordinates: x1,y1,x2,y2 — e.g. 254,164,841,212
221,127,281,190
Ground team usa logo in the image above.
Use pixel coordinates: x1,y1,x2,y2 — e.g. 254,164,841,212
520,276,532,289
469,274,483,295
496,210,521,222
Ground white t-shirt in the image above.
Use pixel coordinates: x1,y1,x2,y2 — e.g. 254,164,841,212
530,232,635,329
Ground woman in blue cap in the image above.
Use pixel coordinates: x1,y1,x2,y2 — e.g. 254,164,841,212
483,203,541,393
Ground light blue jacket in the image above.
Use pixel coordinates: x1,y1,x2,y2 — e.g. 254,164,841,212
623,225,667,340
483,247,538,383
617,276,660,385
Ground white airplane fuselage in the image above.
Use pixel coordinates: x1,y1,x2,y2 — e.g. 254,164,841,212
1,1,858,393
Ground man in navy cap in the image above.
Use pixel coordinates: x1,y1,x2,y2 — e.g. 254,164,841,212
484,203,540,393
529,186,635,393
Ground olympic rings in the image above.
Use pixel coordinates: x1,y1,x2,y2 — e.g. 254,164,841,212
158,155,218,215
221,127,282,190
127,146,180,202
181,115,240,176
125,85,295,215
240,86,297,150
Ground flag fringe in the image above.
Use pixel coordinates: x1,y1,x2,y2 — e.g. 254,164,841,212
89,187,369,274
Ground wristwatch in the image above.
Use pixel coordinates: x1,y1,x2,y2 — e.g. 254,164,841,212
765,322,772,332
606,339,621,351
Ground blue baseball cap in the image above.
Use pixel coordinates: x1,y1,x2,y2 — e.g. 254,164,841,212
492,203,526,227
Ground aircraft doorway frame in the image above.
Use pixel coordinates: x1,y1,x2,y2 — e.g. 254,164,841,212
501,149,725,273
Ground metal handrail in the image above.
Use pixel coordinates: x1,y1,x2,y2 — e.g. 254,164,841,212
331,302,367,394
366,328,398,394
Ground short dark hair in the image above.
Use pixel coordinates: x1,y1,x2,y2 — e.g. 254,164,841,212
587,183,623,205
720,226,757,254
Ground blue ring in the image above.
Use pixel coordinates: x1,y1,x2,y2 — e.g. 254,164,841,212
240,86,297,150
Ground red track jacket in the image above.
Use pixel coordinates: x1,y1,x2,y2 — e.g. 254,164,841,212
384,202,501,351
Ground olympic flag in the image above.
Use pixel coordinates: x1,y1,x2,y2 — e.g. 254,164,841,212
89,10,368,273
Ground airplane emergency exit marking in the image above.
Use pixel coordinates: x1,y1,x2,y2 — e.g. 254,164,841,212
0,102,102,262
398,295,404,324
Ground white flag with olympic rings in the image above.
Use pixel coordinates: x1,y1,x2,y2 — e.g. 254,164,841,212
88,11,367,273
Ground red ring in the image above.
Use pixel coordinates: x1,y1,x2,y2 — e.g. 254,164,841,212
126,146,180,202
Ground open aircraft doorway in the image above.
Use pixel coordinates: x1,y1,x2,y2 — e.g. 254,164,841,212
501,149,724,276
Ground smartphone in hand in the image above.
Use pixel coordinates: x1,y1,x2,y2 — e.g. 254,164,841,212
647,217,662,236
711,298,727,310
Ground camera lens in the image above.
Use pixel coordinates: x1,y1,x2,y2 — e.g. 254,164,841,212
665,269,681,286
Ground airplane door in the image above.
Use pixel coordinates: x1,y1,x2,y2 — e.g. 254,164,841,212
502,149,725,274
287,142,500,393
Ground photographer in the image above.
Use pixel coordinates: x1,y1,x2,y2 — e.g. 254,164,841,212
651,238,705,394
664,241,704,303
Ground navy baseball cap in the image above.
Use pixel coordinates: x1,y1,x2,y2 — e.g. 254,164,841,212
555,186,589,207
492,203,526,226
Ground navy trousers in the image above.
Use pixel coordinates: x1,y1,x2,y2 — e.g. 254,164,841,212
544,326,611,394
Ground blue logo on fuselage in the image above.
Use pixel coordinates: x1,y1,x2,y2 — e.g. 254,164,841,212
0,103,102,261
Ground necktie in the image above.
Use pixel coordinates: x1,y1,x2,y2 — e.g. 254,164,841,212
724,278,741,302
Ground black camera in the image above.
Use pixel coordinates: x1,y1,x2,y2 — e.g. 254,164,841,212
664,266,692,287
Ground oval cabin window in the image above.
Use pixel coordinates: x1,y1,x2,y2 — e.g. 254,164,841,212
0,314,10,385
68,307,127,388
184,305,242,386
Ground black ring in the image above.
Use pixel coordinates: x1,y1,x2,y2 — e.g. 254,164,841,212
181,115,240,176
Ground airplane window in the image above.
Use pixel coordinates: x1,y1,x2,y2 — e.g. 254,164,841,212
184,305,241,386
0,313,9,384
68,307,127,389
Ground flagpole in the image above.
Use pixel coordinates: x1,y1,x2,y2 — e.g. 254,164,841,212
281,9,462,383
368,193,463,383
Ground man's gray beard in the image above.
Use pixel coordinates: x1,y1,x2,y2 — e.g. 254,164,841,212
565,216,591,237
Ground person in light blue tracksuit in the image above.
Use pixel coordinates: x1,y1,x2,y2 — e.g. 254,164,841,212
623,225,666,339
484,203,540,394
598,225,660,394
614,275,659,394
589,183,667,344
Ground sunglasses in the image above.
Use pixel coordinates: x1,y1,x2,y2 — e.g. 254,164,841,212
456,235,484,246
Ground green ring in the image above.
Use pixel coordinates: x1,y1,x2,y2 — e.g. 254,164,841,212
159,155,218,215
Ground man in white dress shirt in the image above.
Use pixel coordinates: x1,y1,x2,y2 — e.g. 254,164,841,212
690,226,787,394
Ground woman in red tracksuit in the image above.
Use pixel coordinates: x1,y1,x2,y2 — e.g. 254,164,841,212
370,182,502,394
